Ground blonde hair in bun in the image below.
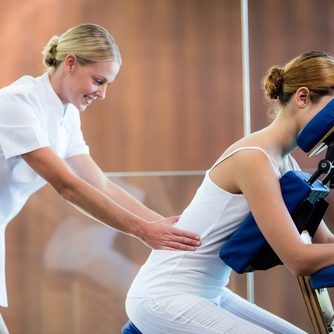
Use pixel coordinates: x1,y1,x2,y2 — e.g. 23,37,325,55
42,23,121,70
42,36,60,67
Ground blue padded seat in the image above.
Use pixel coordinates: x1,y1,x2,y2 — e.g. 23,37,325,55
297,98,334,155
121,321,142,334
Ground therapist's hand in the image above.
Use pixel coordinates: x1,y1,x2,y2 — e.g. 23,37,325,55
139,216,201,250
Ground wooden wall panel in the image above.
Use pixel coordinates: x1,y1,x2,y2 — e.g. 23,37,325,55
78,0,244,171
248,0,334,169
2,0,334,333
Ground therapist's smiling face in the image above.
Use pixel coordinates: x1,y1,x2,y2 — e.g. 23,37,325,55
60,54,120,112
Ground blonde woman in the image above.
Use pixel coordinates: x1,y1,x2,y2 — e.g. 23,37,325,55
0,23,200,331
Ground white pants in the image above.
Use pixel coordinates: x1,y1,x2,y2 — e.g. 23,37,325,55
125,288,306,334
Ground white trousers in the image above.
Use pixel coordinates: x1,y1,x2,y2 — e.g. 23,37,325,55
125,288,306,334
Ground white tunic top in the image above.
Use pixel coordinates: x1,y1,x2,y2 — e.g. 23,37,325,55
127,148,299,302
0,72,89,306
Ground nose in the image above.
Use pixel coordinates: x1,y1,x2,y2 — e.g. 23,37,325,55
96,84,108,100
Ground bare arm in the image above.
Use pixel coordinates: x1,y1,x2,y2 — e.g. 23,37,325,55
22,148,200,250
66,154,163,221
312,221,334,244
239,152,334,275
212,150,334,276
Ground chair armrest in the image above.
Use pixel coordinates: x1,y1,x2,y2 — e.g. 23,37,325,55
310,265,334,289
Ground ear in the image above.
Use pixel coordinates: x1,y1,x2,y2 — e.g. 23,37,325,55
295,87,310,107
63,54,78,73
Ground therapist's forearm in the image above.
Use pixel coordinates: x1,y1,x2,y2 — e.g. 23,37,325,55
57,175,147,237
102,180,164,221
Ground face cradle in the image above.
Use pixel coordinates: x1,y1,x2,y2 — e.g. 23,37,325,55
61,58,120,111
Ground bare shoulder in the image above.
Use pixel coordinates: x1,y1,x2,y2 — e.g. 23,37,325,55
210,147,275,194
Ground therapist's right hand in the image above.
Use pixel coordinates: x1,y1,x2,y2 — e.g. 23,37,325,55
138,216,201,251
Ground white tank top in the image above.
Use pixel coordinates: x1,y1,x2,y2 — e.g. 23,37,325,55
127,147,299,300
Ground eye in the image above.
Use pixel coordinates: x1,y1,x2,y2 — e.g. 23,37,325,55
94,78,104,85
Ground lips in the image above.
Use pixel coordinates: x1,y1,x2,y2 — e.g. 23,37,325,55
83,95,95,105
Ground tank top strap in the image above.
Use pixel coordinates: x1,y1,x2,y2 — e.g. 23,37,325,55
209,146,281,177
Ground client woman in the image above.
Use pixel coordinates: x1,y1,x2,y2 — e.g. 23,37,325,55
124,51,334,334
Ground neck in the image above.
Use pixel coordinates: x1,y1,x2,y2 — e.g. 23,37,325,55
48,67,67,104
263,107,301,159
